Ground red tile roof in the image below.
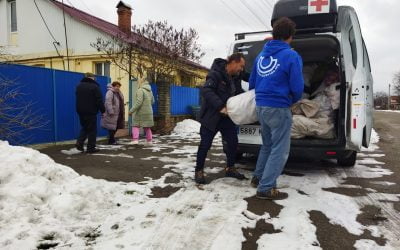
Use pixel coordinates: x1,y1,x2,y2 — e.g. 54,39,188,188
51,1,208,71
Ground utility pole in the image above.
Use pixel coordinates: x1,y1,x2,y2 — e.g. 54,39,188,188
388,84,391,110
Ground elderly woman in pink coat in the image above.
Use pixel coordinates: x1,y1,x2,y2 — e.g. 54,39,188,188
101,81,125,144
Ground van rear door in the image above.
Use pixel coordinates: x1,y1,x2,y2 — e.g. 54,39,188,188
363,40,374,147
337,6,366,150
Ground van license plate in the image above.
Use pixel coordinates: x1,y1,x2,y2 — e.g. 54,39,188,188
238,126,261,136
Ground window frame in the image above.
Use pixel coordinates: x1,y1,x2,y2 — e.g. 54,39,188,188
94,61,111,77
9,0,17,33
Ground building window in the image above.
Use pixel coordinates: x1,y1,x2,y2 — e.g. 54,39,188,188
95,62,110,77
180,71,194,86
9,0,17,32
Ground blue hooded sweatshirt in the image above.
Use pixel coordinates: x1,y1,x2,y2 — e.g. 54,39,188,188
249,40,304,108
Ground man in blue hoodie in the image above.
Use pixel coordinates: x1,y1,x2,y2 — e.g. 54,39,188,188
249,17,304,200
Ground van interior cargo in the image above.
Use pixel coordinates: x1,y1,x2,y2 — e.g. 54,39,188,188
235,34,344,147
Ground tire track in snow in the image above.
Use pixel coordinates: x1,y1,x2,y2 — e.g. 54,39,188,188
326,148,400,248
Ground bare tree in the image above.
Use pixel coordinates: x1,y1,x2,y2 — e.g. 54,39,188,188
0,52,48,144
393,71,400,96
91,20,205,83
374,91,388,110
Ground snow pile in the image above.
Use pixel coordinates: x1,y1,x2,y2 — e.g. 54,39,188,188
362,129,380,152
377,110,400,113
370,129,380,144
171,119,201,138
0,141,148,249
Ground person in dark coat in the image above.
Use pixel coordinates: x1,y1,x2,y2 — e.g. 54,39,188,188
195,53,247,184
75,72,105,153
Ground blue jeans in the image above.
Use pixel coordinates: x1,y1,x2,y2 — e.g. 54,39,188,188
254,106,292,193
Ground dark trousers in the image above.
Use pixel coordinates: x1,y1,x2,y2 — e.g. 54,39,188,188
76,114,97,150
196,118,238,171
108,130,116,144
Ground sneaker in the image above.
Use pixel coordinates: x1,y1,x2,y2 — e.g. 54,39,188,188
145,141,153,146
75,144,84,152
256,188,288,200
194,170,206,184
250,176,259,188
225,167,246,180
86,148,100,154
131,140,139,145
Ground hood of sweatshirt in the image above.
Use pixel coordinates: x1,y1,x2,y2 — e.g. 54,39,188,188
260,40,291,57
209,58,229,81
210,58,227,73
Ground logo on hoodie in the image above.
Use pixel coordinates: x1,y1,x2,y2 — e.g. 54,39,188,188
257,56,280,77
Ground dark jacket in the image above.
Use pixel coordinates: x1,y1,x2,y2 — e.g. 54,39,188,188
199,58,244,131
76,77,105,115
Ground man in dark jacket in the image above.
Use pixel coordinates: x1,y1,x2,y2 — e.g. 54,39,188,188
195,53,247,184
75,72,105,153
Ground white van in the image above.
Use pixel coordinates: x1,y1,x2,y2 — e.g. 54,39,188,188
231,0,373,167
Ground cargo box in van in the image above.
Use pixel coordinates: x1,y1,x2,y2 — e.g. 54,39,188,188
231,0,373,167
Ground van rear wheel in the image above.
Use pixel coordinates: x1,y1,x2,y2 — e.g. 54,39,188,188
337,151,357,167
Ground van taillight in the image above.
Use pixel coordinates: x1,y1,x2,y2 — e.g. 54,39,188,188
326,151,337,156
353,118,357,129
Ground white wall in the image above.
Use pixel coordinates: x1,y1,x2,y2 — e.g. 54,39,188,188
0,0,9,46
1,0,111,56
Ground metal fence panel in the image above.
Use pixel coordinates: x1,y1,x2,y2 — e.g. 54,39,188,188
150,83,159,115
0,64,108,145
170,85,200,115
53,70,108,141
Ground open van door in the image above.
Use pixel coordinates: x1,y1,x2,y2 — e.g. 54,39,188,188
337,6,366,151
363,40,374,147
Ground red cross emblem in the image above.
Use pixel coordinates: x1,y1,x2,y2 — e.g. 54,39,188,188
310,0,329,12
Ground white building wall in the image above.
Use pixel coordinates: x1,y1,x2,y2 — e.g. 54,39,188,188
1,0,111,56
0,0,9,46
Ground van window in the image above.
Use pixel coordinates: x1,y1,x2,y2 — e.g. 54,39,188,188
233,40,266,73
363,40,371,72
349,27,357,68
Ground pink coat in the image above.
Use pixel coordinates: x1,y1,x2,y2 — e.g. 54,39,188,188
101,85,125,130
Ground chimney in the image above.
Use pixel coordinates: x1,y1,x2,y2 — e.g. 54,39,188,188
116,1,132,35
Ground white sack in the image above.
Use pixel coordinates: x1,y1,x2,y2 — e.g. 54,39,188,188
325,82,340,110
291,99,320,118
291,115,335,139
227,89,258,125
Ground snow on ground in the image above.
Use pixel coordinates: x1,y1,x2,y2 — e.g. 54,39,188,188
0,119,398,249
376,110,400,113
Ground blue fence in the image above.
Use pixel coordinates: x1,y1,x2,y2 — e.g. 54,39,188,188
170,85,200,115
150,83,159,115
0,64,109,145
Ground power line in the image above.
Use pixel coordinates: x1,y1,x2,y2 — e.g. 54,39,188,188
64,0,75,8
33,0,65,70
218,0,254,30
258,0,273,13
253,0,272,15
239,0,269,27
76,0,92,14
263,0,275,11
61,0,70,71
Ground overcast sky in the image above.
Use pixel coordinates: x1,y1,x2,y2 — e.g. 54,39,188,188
66,0,399,93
